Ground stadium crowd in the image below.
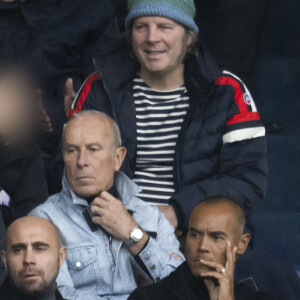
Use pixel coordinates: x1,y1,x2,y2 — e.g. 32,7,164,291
0,0,299,299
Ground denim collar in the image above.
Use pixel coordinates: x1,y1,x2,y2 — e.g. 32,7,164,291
61,172,158,233
61,171,142,211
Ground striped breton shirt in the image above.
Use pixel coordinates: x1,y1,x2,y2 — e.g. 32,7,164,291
132,75,189,205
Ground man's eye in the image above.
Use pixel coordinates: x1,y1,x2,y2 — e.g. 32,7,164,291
13,248,22,254
36,247,46,251
90,148,99,152
189,232,198,238
136,24,145,31
214,236,224,241
67,149,75,153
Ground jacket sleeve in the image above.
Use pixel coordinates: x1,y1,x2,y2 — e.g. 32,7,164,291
67,72,113,118
131,210,185,282
171,71,268,228
7,144,48,225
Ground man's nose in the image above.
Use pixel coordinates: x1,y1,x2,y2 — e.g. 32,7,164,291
77,150,88,167
197,235,209,251
23,249,35,265
146,26,160,43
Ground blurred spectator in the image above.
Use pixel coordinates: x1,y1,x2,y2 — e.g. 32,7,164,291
0,62,49,285
0,62,48,226
0,0,120,157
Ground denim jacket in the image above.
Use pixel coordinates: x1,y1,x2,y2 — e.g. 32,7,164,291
30,172,184,300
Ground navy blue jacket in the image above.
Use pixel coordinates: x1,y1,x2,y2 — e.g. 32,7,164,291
69,41,267,228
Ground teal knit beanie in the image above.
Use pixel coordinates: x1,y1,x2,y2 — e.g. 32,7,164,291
125,0,198,33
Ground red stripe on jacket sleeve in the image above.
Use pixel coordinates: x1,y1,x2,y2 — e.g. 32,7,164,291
216,76,260,126
68,73,101,118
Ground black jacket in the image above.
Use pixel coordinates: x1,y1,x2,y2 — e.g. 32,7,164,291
69,41,267,228
129,262,275,300
0,277,65,300
0,142,48,227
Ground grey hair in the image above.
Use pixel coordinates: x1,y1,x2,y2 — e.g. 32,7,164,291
63,110,122,151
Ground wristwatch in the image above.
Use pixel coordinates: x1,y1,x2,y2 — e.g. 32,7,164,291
129,226,144,243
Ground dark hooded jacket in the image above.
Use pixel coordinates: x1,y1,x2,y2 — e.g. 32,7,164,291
0,141,48,227
68,40,267,228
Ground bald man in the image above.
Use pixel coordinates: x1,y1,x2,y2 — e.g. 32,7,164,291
0,216,67,299
129,196,276,300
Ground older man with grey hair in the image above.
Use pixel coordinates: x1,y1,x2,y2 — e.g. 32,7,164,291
30,110,184,300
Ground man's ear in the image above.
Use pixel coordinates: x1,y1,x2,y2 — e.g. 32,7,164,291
1,250,8,270
236,233,251,255
59,246,67,268
187,33,192,47
114,147,127,171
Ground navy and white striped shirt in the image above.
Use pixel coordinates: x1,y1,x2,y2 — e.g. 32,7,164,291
132,76,189,205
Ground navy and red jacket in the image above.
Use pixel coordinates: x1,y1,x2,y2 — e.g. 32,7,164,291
69,42,268,228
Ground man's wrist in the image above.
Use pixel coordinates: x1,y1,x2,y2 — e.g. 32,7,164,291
126,227,149,256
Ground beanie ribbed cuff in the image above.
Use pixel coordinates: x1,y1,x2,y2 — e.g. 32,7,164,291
125,2,199,33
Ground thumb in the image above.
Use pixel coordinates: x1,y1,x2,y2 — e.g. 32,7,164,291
65,78,74,97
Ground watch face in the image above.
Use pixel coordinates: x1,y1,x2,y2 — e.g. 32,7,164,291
131,228,143,241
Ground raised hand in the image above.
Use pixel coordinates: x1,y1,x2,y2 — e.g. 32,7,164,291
64,78,76,117
200,241,237,300
90,191,137,241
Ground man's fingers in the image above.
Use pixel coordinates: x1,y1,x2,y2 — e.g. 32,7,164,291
225,241,237,271
90,198,108,210
65,78,75,97
232,246,237,265
99,191,118,202
200,270,224,280
200,259,225,273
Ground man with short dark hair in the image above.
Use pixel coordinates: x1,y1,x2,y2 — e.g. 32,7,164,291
129,197,275,300
30,110,183,300
0,216,67,299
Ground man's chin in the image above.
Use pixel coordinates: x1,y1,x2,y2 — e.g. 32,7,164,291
17,279,56,298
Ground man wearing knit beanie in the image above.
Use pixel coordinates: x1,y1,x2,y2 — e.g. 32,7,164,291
125,0,199,33
66,0,267,297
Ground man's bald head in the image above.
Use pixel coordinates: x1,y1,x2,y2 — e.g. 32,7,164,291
4,216,63,251
191,196,246,236
63,110,122,152
186,196,251,277
1,216,66,297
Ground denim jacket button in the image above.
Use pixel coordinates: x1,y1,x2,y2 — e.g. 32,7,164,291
75,261,81,268
144,255,149,261
150,264,155,270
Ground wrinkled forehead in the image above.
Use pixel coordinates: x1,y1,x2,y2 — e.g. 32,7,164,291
189,204,239,234
64,116,114,145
